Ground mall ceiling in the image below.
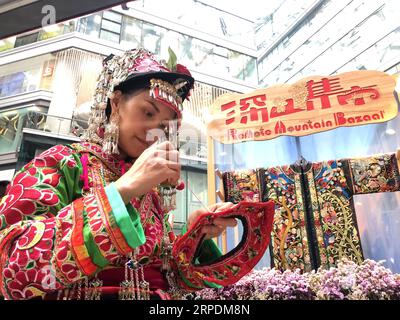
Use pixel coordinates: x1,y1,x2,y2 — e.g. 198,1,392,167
0,0,132,39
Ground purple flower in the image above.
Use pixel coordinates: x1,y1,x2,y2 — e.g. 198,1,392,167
193,259,400,300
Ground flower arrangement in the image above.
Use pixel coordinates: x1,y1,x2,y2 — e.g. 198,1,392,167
189,259,400,300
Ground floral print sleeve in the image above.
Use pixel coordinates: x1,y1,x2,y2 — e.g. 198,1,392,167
0,145,142,299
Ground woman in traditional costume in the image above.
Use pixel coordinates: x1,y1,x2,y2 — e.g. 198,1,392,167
0,48,238,300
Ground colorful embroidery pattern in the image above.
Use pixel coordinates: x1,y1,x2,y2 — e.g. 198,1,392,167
348,153,400,194
85,194,120,264
222,153,400,272
2,219,63,299
261,166,312,272
311,160,363,268
173,201,275,289
0,142,207,299
223,170,261,203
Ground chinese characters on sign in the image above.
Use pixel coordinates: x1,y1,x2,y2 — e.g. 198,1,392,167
207,71,399,144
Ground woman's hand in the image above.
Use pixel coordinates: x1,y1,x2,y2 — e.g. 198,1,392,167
115,141,180,204
187,202,237,240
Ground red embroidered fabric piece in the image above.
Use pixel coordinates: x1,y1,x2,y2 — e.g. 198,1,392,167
172,201,275,289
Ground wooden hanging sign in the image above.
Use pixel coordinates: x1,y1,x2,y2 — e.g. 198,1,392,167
207,70,399,144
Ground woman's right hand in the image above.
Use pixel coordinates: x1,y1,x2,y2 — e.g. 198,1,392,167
114,141,180,204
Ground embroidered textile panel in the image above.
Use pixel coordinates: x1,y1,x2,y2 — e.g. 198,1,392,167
259,165,313,272
222,153,400,272
346,153,400,195
223,170,261,203
309,160,363,269
223,166,314,272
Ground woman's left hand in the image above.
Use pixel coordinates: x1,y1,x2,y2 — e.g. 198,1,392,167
187,202,237,239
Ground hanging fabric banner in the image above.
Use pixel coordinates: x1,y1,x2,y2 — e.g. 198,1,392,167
207,70,399,144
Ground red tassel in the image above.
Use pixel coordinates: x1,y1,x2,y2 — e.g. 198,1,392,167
97,127,105,139
80,153,90,191
119,160,126,175
168,231,175,242
176,181,185,190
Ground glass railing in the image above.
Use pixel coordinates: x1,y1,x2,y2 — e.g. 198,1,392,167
0,108,25,154
0,109,82,154
23,111,84,137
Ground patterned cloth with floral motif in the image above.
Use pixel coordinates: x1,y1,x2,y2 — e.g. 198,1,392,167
0,142,223,300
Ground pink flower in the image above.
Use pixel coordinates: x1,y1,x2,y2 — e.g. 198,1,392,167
131,57,169,73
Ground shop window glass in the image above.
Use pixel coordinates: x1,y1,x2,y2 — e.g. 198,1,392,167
170,169,208,233
78,9,257,83
120,16,142,48
142,23,163,55
128,0,254,47
0,73,26,97
187,170,208,214
14,32,39,47
103,10,123,23
101,19,121,34
0,55,55,98
98,11,122,44
0,37,16,52
76,14,102,37
100,29,120,43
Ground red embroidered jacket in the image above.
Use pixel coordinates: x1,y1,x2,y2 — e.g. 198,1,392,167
0,142,220,299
